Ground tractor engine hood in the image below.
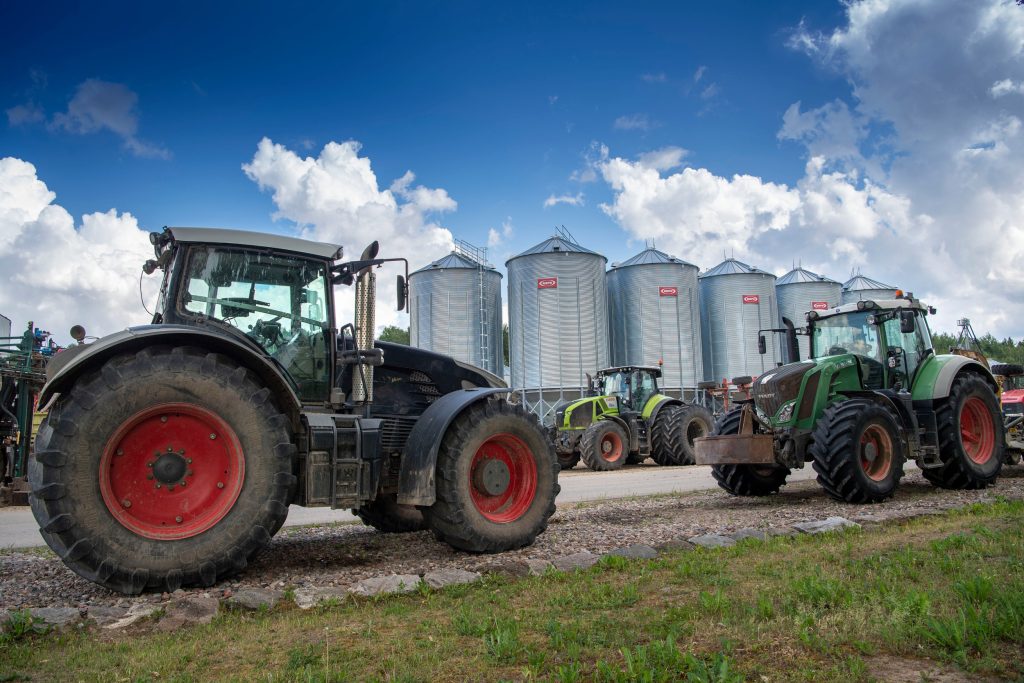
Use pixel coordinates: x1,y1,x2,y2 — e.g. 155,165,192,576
752,361,814,421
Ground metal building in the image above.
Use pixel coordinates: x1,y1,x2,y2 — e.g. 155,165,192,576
775,267,842,362
841,273,898,304
408,241,503,375
607,247,702,395
0,313,10,341
699,258,781,383
506,231,609,421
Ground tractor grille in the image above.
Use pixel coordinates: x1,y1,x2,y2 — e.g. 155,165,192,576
380,416,417,454
753,361,813,420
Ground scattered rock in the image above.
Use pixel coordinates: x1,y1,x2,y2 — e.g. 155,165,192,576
155,595,220,632
85,606,128,627
605,544,658,560
688,534,735,549
552,552,600,571
349,574,422,597
767,527,797,537
226,588,283,611
29,607,81,629
525,559,554,575
104,603,157,630
730,528,767,542
293,587,349,609
792,517,861,535
423,569,481,589
655,539,694,552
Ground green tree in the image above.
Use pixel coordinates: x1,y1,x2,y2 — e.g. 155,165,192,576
379,325,410,345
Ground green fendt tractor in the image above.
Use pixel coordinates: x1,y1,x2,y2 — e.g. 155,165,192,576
552,366,714,471
695,293,1005,503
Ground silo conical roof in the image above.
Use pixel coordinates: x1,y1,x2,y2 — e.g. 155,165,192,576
506,235,604,265
777,267,840,286
842,274,895,291
611,247,696,269
413,251,500,274
700,257,774,278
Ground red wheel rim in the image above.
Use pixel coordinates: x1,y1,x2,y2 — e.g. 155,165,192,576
469,433,537,523
859,424,893,482
960,396,995,465
99,403,245,540
600,431,624,462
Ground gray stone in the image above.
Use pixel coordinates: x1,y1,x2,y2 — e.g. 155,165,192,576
29,607,81,628
85,606,128,627
476,560,530,578
792,517,861,535
525,559,554,576
104,603,157,630
226,588,283,611
349,574,422,597
293,587,349,609
551,552,600,571
606,544,658,560
688,534,736,549
155,595,220,632
655,539,695,552
730,528,767,542
423,569,481,589
767,527,797,537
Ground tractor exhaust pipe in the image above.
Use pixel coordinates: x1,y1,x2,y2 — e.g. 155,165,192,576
352,242,379,405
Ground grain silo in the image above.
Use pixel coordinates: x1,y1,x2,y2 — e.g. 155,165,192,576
841,273,898,304
507,231,609,419
699,258,781,383
408,241,503,375
607,247,702,395
0,313,10,341
775,267,842,363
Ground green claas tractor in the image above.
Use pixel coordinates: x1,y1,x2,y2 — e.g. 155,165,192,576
694,293,1005,503
552,366,714,471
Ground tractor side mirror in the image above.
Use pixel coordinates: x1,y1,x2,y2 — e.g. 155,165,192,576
396,275,407,311
758,335,767,355
900,310,915,334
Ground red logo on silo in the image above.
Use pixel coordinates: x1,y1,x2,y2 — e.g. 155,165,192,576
659,286,678,297
537,277,558,289
742,294,760,304
811,301,829,311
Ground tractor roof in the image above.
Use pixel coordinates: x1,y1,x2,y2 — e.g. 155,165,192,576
166,227,344,261
811,297,928,320
596,365,662,378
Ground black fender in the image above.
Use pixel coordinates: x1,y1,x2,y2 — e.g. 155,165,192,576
38,325,302,422
397,387,511,506
648,397,683,425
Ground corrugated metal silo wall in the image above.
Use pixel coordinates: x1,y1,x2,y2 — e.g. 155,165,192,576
508,252,609,389
0,313,10,340
776,281,842,362
700,273,781,382
409,268,503,375
607,263,703,390
841,288,899,304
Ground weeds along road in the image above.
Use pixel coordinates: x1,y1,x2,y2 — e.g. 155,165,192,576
0,463,820,549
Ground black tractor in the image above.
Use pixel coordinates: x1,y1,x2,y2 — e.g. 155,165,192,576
30,227,559,594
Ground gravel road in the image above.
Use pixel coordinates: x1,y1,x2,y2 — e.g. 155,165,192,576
2,466,1022,610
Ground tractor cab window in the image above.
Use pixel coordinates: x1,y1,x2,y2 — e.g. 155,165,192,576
811,310,885,389
633,371,657,411
179,247,331,402
602,372,630,407
882,310,932,385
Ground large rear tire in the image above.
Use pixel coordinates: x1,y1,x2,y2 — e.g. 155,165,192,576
676,405,714,466
922,375,1004,490
650,405,682,466
710,407,790,496
354,493,427,533
810,399,904,503
424,400,559,553
557,451,581,470
29,347,296,594
580,420,628,471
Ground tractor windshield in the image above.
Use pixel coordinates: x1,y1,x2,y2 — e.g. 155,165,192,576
179,246,331,401
810,311,883,365
602,372,629,404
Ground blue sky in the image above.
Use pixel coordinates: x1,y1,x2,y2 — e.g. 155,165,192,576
3,1,1024,341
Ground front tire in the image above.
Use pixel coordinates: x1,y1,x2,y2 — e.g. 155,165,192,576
29,347,296,594
424,400,559,553
922,375,1004,490
810,399,904,503
580,420,628,471
710,407,790,495
354,493,427,533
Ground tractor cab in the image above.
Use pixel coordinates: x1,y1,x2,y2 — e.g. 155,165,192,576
594,366,661,415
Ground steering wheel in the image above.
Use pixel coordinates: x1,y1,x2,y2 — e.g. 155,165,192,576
250,318,283,346
827,346,848,356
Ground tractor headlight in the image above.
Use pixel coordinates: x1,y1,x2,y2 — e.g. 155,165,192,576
777,401,796,423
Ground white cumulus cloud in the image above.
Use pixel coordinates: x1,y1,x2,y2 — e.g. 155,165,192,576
0,157,157,344
543,192,585,208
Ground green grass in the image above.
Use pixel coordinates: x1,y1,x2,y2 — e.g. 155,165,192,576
3,499,1024,681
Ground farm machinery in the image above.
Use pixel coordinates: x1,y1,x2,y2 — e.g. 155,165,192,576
29,227,559,594
695,293,1005,502
551,365,714,470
